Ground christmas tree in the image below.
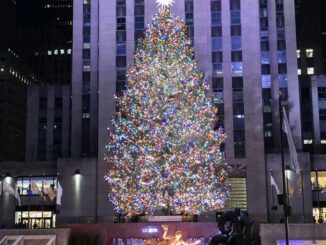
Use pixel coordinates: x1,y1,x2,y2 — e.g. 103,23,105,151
105,3,229,216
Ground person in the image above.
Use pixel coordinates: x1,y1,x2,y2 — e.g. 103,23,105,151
161,224,201,245
209,210,244,245
33,222,38,229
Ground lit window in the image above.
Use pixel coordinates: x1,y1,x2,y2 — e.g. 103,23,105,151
231,62,243,76
262,75,271,88
303,139,313,144
306,49,314,58
83,43,90,49
0,67,4,72
82,113,90,118
67,49,72,54
296,50,300,58
307,67,314,75
54,49,58,55
297,69,301,75
47,50,52,55
60,49,65,54
34,52,39,56
83,65,91,72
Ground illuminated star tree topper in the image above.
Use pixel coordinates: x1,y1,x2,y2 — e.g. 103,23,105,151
105,4,229,217
156,0,174,8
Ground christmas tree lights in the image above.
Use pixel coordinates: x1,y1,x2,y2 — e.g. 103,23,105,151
105,6,229,216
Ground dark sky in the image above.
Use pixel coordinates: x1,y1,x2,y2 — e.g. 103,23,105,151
16,0,44,25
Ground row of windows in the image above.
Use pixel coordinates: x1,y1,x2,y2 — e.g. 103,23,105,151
16,176,57,196
82,1,92,156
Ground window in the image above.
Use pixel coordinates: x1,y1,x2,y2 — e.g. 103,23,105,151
212,26,222,37
318,87,326,99
306,49,314,58
212,77,223,92
296,50,301,58
225,178,247,210
231,25,241,36
278,74,288,88
278,63,287,74
261,41,269,51
116,43,126,56
55,98,62,109
234,141,246,158
39,97,47,110
212,52,223,63
231,51,242,62
212,37,222,51
116,31,126,42
231,36,241,50
307,67,314,75
230,0,240,10
320,109,326,121
277,50,286,63
262,75,271,88
117,17,126,30
297,69,301,75
261,51,269,64
212,12,221,26
232,62,243,76
230,11,241,25
211,0,221,12
116,56,126,67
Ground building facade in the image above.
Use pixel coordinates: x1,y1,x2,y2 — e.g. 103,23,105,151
69,0,302,222
3,0,326,228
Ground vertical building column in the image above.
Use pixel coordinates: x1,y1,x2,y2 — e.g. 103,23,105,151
46,86,54,160
242,0,267,221
0,177,16,228
97,0,116,221
25,86,40,161
311,76,321,143
71,0,84,158
61,85,71,157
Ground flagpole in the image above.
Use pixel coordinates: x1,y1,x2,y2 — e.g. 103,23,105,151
300,170,305,223
279,92,290,245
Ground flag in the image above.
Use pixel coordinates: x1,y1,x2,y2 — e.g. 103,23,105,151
56,181,63,205
15,186,21,207
31,182,46,200
45,186,56,201
42,180,56,201
2,180,21,206
270,175,280,195
286,175,294,197
282,107,300,174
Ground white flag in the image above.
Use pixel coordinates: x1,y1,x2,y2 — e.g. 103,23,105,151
56,181,63,205
2,181,21,206
283,107,300,174
270,175,280,195
15,186,21,207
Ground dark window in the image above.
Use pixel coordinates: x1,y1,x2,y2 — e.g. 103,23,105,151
277,40,286,50
261,64,270,74
230,11,241,25
318,87,326,99
116,56,126,67
55,98,63,109
230,0,240,10
212,26,222,37
117,17,126,30
212,77,223,92
261,41,269,51
231,25,241,36
211,0,221,11
212,52,223,63
116,31,126,42
231,51,242,62
39,97,47,110
278,63,287,74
